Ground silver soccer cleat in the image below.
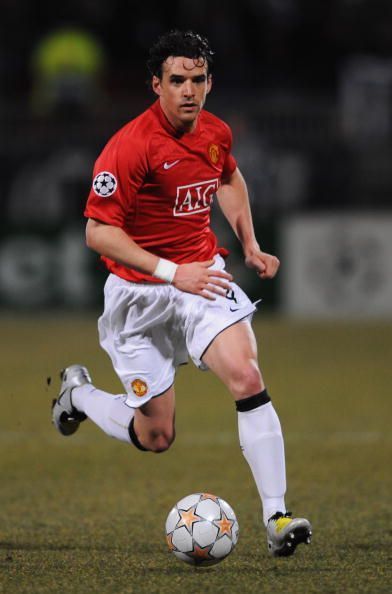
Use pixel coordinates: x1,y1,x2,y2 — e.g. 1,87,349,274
267,512,312,557
51,365,92,436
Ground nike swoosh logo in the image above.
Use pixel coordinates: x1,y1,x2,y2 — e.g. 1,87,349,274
163,160,180,170
230,307,240,312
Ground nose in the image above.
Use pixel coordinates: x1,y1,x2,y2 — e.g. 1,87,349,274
183,80,195,98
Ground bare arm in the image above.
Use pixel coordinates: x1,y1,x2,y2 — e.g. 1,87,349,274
86,218,232,299
216,168,280,278
86,218,159,274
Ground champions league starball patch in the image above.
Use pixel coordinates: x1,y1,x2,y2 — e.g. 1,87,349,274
92,171,117,197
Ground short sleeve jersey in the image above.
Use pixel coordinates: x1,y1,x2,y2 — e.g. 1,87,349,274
84,100,237,283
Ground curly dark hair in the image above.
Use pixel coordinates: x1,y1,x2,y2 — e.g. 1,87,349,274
147,29,214,79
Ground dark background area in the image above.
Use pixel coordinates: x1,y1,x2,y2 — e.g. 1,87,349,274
4,0,392,97
1,0,392,308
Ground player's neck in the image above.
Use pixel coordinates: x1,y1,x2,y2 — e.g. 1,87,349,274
159,102,198,135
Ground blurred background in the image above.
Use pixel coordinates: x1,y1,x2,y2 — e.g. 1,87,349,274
1,0,392,317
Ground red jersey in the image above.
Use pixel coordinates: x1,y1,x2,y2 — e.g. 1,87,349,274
84,100,237,283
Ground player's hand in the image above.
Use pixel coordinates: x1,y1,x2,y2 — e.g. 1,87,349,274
173,259,233,300
245,248,280,279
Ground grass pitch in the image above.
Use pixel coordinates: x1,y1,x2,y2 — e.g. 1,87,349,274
0,314,391,593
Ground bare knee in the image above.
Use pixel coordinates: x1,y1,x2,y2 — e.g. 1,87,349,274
133,395,176,453
146,427,176,453
228,360,263,399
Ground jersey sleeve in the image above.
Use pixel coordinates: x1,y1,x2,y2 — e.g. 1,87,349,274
84,131,148,227
221,124,237,180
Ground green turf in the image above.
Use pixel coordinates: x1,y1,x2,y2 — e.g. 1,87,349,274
0,314,391,593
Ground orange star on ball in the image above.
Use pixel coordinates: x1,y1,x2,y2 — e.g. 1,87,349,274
214,511,234,538
200,492,220,503
166,533,175,551
176,506,201,532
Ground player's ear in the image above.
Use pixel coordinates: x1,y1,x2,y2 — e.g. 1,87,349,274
152,76,162,96
206,74,212,94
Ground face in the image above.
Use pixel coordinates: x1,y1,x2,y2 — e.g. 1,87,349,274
152,56,212,133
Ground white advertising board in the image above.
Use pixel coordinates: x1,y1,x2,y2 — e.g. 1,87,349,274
281,214,392,317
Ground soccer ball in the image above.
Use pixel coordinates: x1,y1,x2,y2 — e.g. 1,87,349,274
165,492,239,567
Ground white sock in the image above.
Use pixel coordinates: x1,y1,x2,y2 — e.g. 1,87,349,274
238,401,287,525
72,384,134,444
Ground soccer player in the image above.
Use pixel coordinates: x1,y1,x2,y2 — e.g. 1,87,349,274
52,30,312,556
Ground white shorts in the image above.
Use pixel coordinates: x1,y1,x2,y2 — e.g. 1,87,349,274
98,255,256,408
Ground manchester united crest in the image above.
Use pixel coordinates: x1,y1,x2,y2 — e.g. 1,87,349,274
208,143,220,164
131,379,148,397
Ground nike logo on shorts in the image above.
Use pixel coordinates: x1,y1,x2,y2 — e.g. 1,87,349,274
163,160,180,170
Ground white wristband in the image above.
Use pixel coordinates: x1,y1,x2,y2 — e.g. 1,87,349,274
152,258,178,283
